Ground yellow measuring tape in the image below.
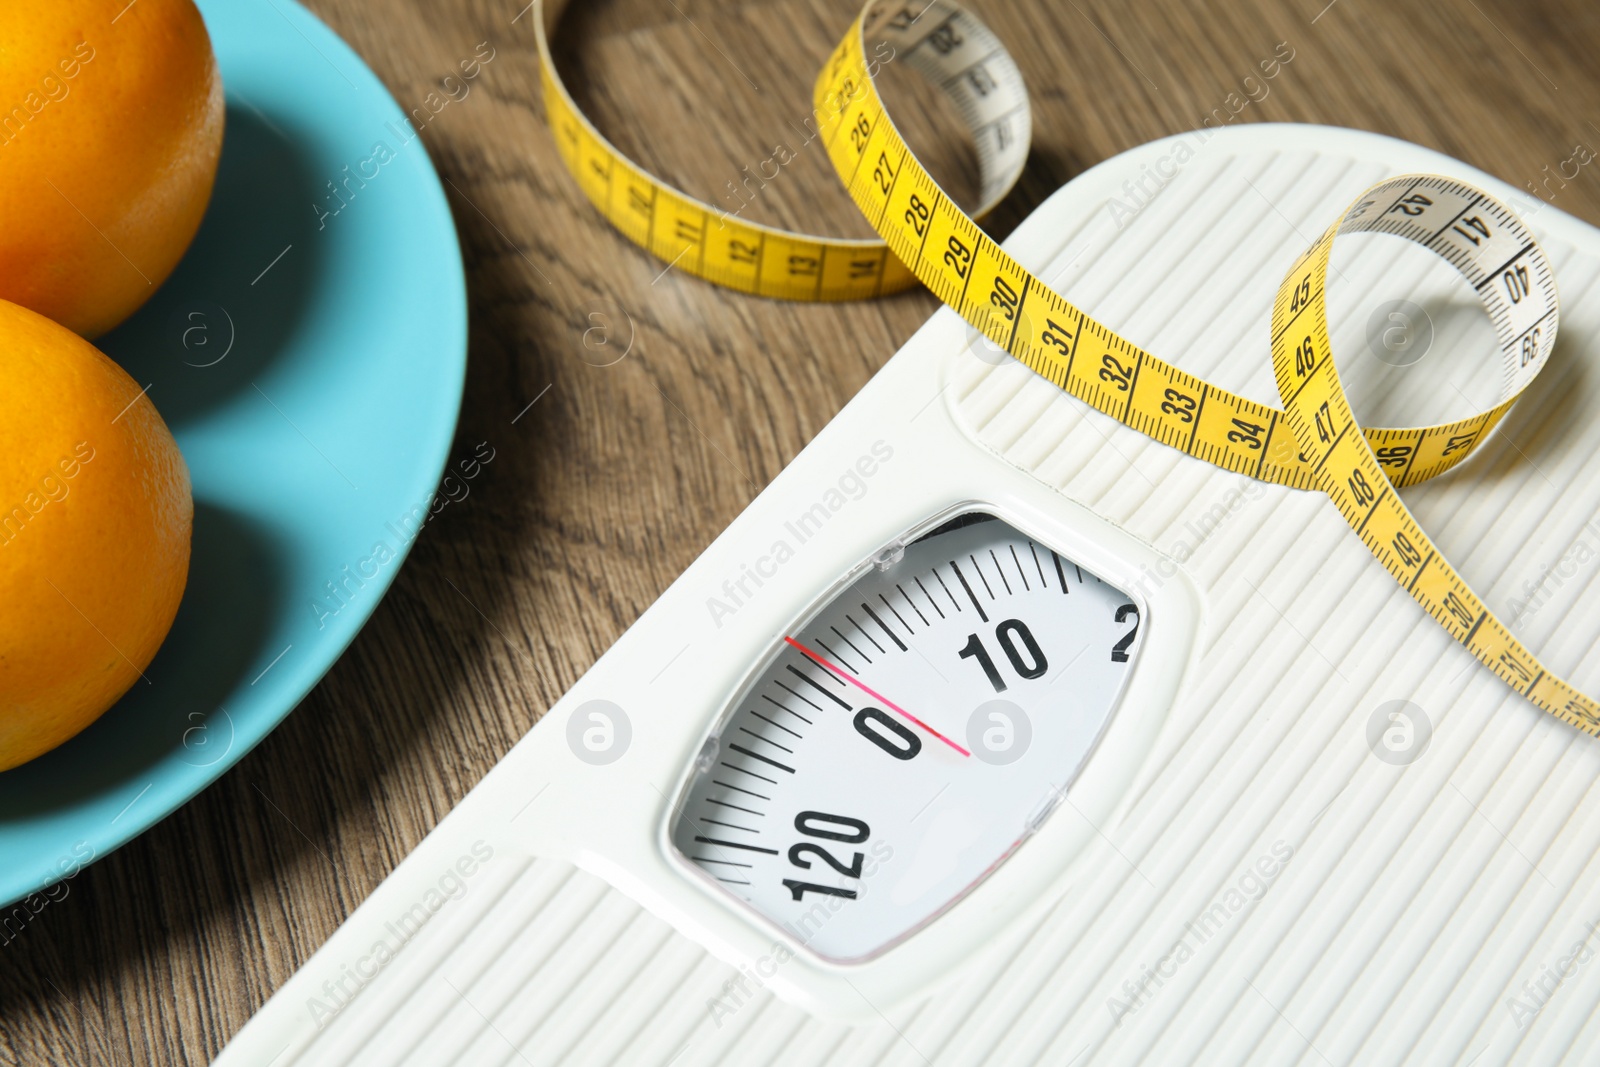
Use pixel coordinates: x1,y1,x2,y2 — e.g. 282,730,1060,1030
535,0,1599,734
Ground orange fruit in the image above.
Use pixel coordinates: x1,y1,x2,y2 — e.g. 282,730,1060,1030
0,299,192,771
0,0,224,339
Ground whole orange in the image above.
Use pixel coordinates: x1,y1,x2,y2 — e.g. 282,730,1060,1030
0,0,224,339
0,299,192,772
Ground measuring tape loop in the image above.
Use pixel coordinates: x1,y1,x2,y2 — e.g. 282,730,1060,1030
1269,181,1594,731
534,0,1599,732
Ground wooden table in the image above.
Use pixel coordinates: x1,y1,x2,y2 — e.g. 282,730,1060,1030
4,0,1598,1061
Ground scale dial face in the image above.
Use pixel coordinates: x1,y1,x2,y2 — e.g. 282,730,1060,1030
670,513,1142,960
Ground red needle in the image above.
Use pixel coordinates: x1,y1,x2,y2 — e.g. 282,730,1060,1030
783,636,971,757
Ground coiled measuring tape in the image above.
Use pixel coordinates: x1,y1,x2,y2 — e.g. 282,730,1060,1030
534,0,1598,733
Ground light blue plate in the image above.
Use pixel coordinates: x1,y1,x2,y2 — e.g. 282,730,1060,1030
0,0,466,906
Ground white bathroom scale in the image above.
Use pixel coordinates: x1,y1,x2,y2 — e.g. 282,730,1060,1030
218,123,1600,1066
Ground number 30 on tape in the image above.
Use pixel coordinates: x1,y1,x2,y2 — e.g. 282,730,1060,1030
533,0,1598,734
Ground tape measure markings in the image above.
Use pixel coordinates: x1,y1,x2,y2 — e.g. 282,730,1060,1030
535,0,1598,732
1265,183,1593,727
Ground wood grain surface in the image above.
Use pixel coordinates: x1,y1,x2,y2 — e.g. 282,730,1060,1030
4,0,1599,1062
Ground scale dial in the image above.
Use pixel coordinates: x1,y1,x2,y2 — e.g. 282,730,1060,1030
670,513,1142,960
